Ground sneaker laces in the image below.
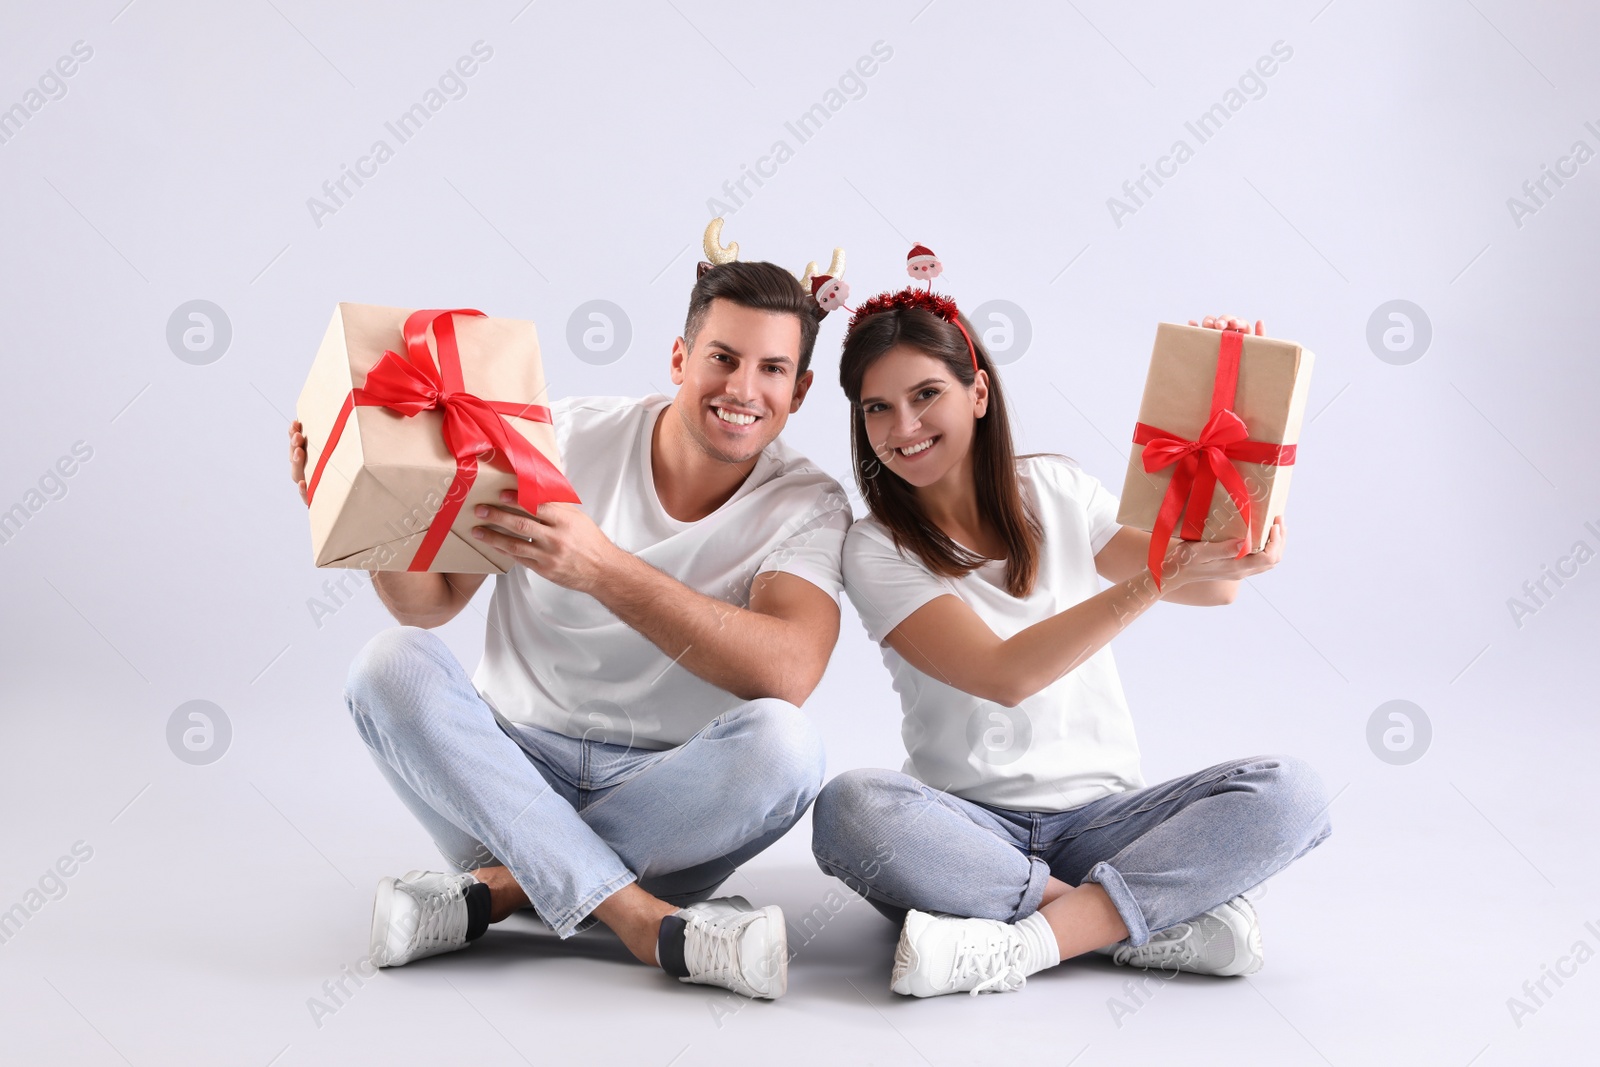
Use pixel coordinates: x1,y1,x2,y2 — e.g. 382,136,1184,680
683,914,742,987
948,935,1029,996
1113,923,1199,971
401,880,467,952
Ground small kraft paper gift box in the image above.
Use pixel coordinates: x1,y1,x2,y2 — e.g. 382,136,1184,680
296,304,579,573
1116,322,1314,588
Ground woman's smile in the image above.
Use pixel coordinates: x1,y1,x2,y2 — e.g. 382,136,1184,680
891,434,940,460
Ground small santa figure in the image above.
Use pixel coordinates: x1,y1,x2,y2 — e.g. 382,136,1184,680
811,274,851,313
906,244,942,283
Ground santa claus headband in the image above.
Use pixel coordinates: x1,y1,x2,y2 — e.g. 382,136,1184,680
839,243,978,372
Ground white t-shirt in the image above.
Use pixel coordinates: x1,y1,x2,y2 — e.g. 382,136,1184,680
472,394,851,749
842,455,1144,813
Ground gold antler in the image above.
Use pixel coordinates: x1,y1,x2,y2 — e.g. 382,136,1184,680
703,218,739,264
797,247,846,290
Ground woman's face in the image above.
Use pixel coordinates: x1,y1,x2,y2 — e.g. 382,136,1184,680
857,344,988,490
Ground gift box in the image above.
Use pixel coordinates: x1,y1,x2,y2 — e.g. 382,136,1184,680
296,304,579,573
1116,322,1314,587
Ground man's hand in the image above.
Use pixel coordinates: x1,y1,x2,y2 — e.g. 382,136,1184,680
289,419,309,504
471,490,621,594
1160,515,1285,594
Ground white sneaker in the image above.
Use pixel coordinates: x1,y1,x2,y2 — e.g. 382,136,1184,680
676,898,787,999
686,895,753,918
369,870,477,968
890,910,1030,997
1104,897,1264,976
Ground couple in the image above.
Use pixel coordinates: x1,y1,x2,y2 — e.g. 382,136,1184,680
286,219,1331,1001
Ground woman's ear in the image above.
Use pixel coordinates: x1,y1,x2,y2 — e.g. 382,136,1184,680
972,368,990,418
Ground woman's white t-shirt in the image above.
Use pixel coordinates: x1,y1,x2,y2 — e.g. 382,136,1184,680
842,455,1144,813
471,394,851,750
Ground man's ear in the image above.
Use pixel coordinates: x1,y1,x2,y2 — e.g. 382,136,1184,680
670,337,688,385
789,368,815,413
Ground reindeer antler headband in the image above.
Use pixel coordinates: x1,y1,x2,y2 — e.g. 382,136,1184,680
698,217,739,274
696,218,850,320
844,243,978,372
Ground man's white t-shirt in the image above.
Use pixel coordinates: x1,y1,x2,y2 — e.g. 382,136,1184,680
842,455,1144,813
471,394,851,749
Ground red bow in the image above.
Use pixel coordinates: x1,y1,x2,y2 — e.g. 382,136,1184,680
1131,329,1295,591
306,308,580,571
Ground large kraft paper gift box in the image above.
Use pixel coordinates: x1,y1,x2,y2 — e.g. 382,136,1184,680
297,304,579,573
1117,322,1314,587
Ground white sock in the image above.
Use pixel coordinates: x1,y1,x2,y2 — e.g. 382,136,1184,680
1014,912,1061,975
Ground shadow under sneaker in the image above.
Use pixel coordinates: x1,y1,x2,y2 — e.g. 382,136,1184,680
890,910,1030,998
676,898,787,999
370,870,477,968
1103,896,1264,977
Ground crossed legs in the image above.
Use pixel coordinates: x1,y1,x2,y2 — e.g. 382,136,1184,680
811,756,1333,960
344,626,825,965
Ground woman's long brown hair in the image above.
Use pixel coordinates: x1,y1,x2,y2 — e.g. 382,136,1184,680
839,304,1044,598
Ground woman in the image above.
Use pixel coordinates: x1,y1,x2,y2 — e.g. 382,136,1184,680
809,260,1332,999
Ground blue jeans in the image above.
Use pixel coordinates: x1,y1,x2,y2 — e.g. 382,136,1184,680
344,626,826,937
810,756,1332,947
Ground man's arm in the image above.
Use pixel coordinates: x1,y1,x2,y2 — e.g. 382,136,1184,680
591,559,840,706
293,417,489,628
468,495,840,706
370,571,489,628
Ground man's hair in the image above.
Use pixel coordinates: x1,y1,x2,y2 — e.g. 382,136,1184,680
683,261,822,377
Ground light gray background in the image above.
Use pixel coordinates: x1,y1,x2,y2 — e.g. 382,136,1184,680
2,1,1596,1064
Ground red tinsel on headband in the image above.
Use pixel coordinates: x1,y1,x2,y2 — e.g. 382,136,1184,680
847,287,962,332
847,287,979,372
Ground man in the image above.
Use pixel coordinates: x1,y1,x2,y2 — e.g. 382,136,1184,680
288,226,851,1000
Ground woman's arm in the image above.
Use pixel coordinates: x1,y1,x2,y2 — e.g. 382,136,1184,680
882,526,1281,707
881,312,1285,706
1096,526,1236,605
882,577,1162,708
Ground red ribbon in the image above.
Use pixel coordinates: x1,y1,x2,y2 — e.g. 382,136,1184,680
305,308,580,571
1131,329,1296,590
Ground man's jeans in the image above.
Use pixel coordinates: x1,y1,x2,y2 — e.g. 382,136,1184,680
344,626,826,937
810,756,1332,947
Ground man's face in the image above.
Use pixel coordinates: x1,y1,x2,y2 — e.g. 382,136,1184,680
669,298,813,465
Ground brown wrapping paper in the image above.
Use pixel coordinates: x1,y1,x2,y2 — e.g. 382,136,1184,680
1116,322,1314,552
296,303,566,573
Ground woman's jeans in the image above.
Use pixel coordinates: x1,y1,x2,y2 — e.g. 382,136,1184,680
344,626,826,938
810,757,1333,947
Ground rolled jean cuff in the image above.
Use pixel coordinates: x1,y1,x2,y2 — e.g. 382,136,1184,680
1015,855,1053,922
1085,860,1151,946
544,870,638,939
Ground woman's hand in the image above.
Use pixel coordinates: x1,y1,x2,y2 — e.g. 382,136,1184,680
1158,516,1285,592
1188,314,1265,336
289,419,308,504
